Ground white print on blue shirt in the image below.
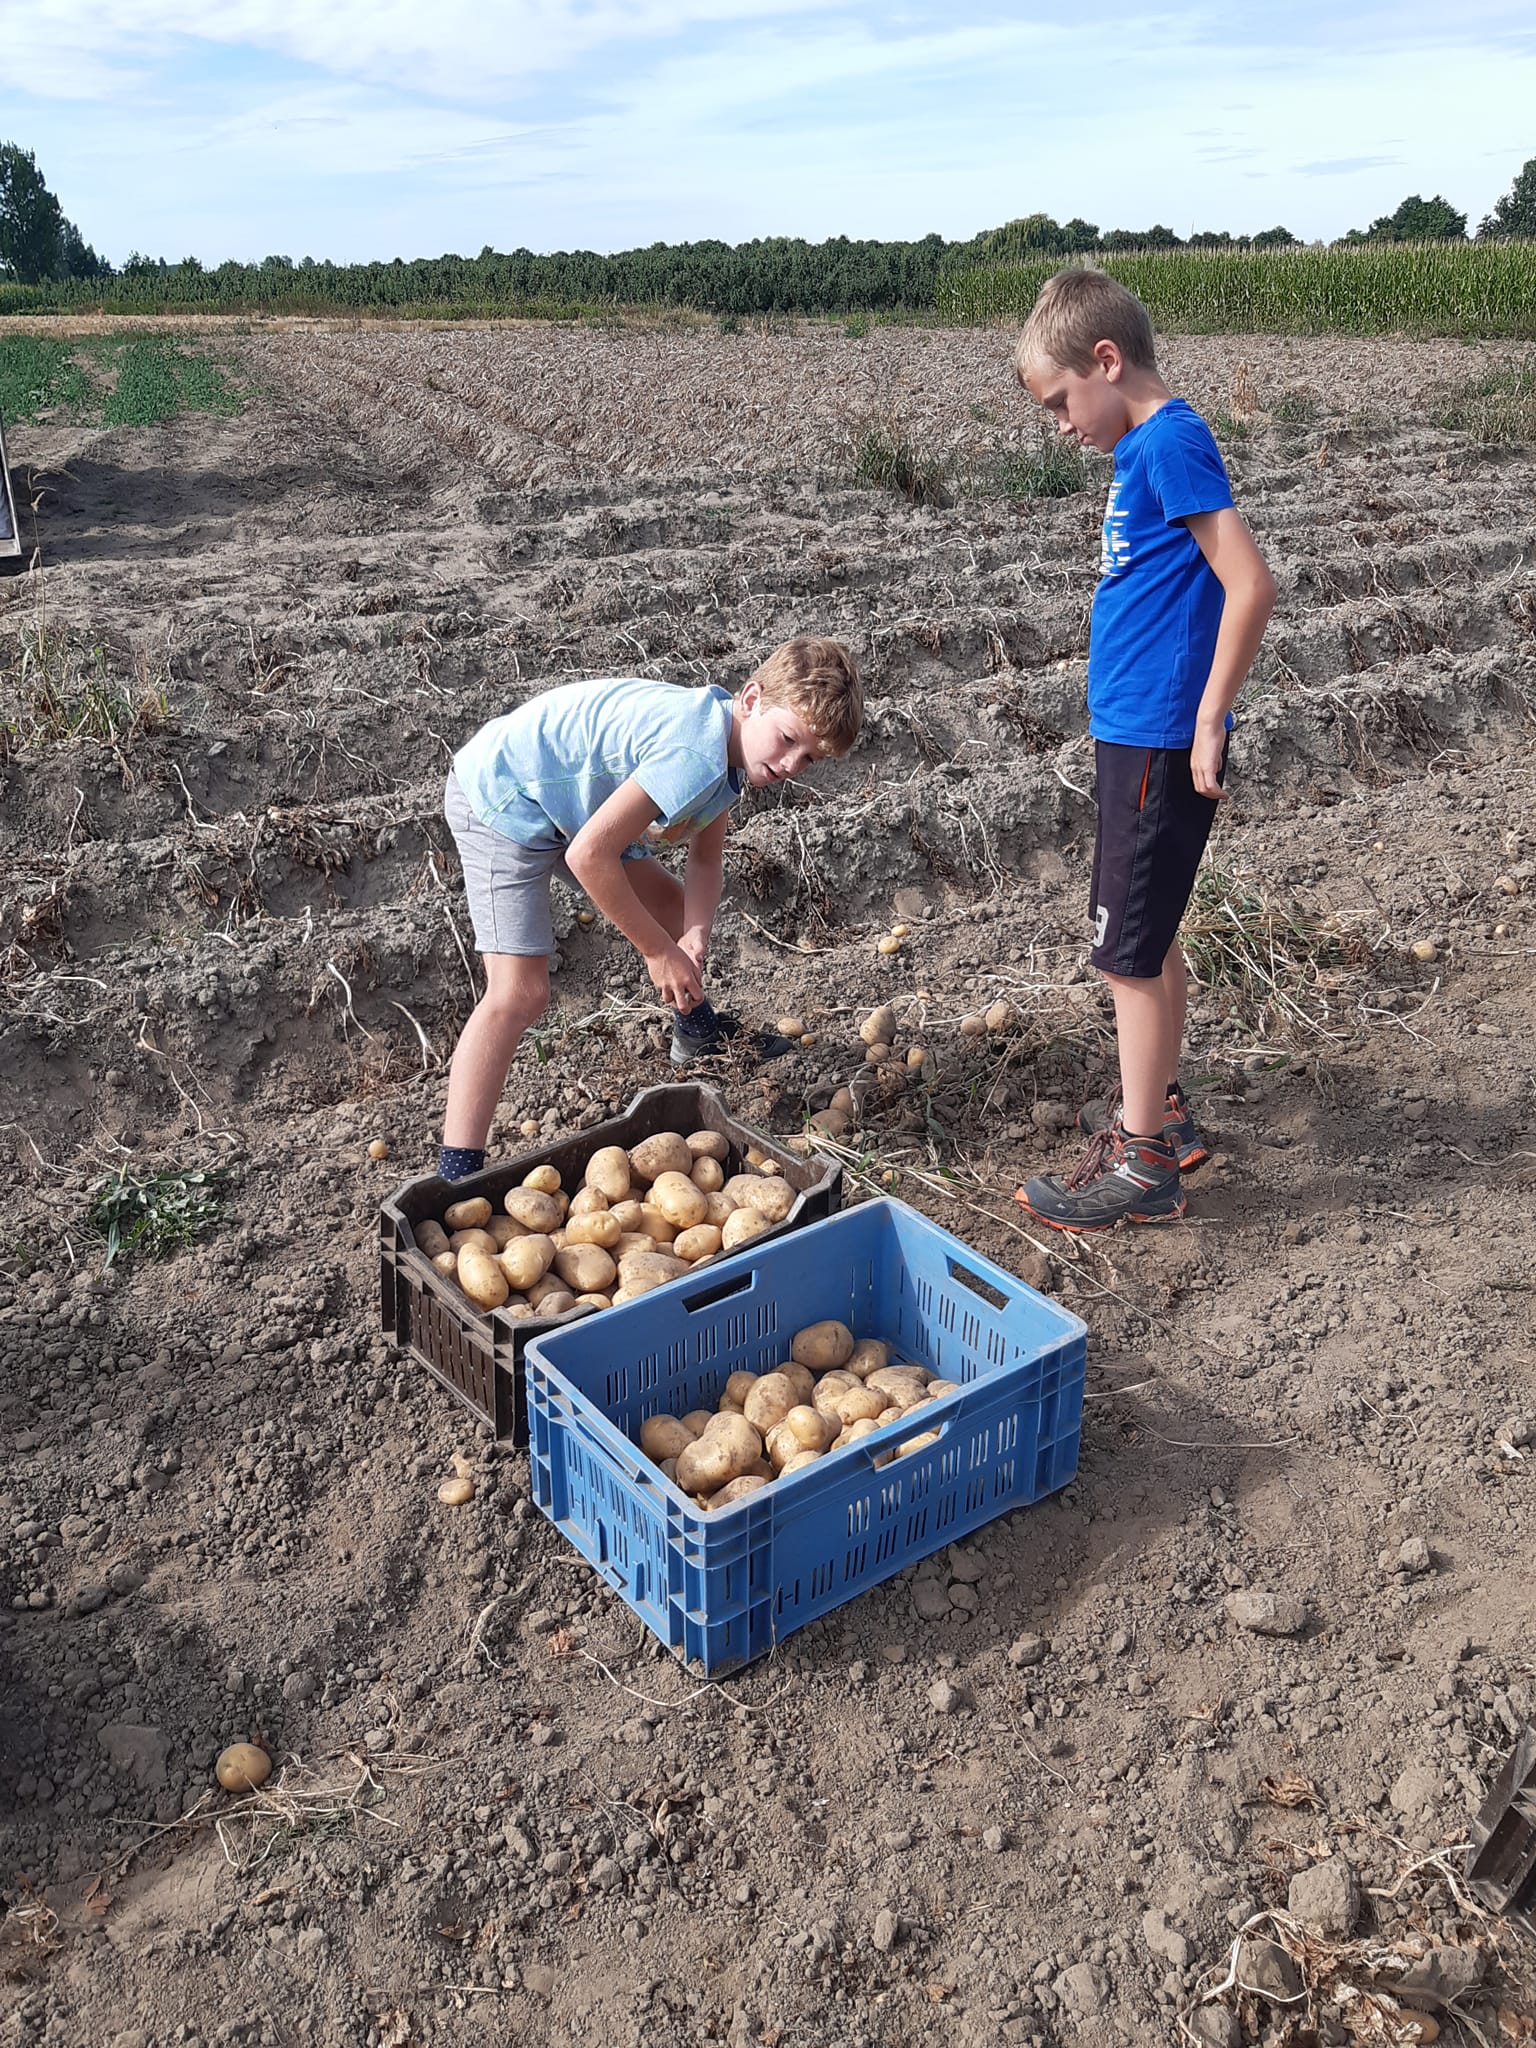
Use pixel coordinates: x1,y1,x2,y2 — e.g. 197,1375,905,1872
1100,478,1132,578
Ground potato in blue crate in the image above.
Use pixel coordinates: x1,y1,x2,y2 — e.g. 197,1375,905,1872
525,1197,1087,1675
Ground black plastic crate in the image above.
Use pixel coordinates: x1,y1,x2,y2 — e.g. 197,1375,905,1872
379,1083,841,1445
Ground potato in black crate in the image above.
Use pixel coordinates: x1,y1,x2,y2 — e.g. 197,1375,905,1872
379,1083,841,1444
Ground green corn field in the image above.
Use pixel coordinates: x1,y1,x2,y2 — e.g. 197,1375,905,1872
937,242,1536,336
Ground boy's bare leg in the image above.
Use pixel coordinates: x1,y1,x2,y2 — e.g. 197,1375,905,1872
1163,942,1188,1086
1102,967,1179,1136
442,953,551,1151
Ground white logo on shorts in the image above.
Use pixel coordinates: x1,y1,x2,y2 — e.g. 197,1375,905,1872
1093,905,1109,947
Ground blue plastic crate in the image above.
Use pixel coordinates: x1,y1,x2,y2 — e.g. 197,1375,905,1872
524,1198,1088,1674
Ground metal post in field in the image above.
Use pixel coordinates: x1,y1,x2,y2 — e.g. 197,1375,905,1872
0,409,23,559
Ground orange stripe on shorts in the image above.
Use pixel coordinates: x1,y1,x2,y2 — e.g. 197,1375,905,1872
1137,752,1151,810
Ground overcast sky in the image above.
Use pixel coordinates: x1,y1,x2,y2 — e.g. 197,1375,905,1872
5,1,1535,265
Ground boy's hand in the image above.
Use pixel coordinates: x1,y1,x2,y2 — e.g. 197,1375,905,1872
646,942,704,1012
679,926,708,978
1191,719,1228,800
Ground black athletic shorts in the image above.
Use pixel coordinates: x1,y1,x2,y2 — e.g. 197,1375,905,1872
1088,738,1227,978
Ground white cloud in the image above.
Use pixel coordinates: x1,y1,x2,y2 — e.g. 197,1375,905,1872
8,0,849,104
8,3,1536,259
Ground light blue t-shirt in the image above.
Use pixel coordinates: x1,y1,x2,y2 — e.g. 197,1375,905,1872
1088,399,1235,749
454,676,742,850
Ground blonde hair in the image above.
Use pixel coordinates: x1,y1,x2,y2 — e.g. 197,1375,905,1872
1015,266,1158,381
750,637,863,755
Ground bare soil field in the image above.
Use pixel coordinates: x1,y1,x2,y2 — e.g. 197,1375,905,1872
2,322,1534,2048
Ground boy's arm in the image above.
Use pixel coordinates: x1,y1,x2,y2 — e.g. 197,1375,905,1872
679,810,728,977
1184,507,1278,799
566,779,703,1010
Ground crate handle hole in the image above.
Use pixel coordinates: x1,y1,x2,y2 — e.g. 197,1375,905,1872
946,1257,1007,1312
680,1270,756,1314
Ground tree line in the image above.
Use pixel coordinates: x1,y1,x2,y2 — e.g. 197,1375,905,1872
4,140,1535,315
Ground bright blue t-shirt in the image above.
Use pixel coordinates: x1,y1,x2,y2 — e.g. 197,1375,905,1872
454,677,741,849
1088,399,1235,748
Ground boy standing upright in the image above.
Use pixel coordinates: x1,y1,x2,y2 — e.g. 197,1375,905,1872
1012,269,1276,1231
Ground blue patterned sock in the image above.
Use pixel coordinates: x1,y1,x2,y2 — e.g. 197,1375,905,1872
439,1145,486,1183
674,997,720,1040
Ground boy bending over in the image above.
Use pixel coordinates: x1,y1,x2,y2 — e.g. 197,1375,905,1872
438,640,862,1183
1012,269,1276,1231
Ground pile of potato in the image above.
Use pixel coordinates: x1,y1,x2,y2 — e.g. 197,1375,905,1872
637,1317,958,1512
412,1128,797,1323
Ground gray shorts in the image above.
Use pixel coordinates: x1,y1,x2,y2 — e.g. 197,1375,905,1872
444,770,649,956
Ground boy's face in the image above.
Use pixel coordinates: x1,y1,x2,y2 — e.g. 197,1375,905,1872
1024,345,1131,454
736,681,826,787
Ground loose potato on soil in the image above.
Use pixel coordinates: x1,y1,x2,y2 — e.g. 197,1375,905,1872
215,1743,272,1792
585,1146,632,1202
522,1162,562,1194
554,1243,618,1295
686,1130,729,1162
629,1131,692,1183
722,1174,794,1222
673,1223,723,1262
641,1413,700,1461
458,1249,511,1309
438,1474,475,1504
791,1319,855,1371
503,1187,562,1233
498,1234,556,1291
721,1208,771,1251
414,1218,451,1260
444,1196,492,1231
860,1004,896,1046
689,1155,725,1194
649,1171,708,1230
